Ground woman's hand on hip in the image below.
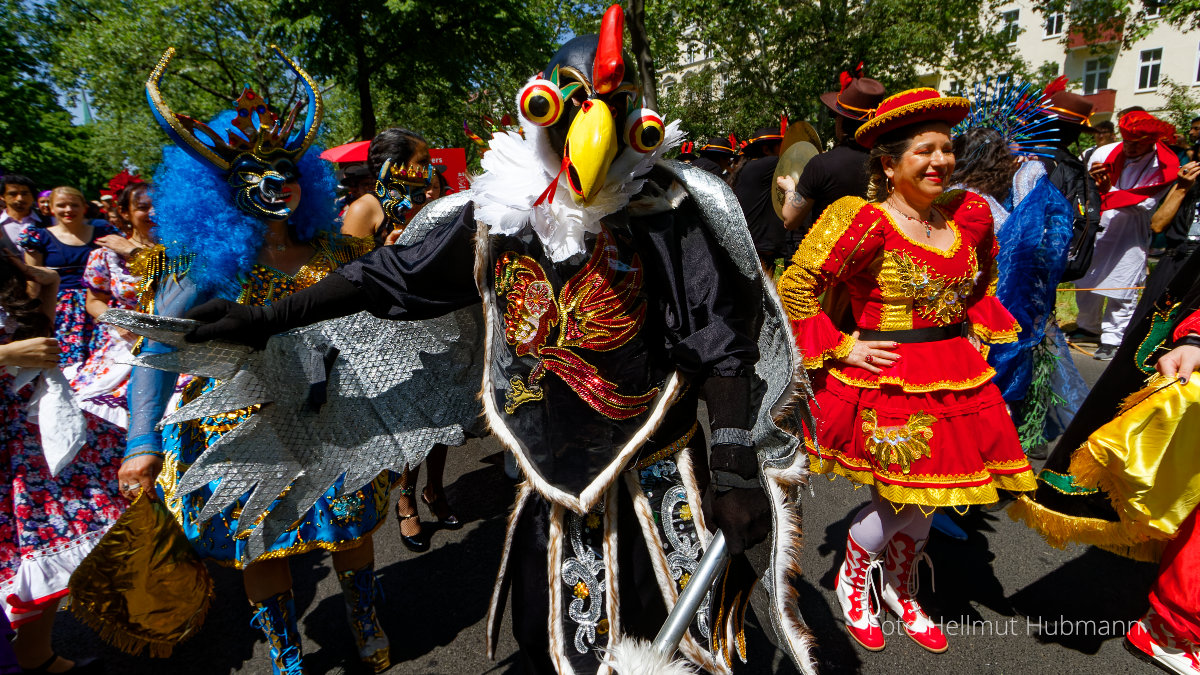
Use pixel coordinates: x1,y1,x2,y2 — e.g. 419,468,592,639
839,331,900,375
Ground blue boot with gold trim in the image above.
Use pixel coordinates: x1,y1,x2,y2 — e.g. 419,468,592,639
250,590,305,675
337,564,391,672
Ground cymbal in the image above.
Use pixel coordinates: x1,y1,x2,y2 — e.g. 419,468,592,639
779,121,822,157
772,141,819,220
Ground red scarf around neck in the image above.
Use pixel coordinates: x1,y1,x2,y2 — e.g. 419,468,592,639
1100,141,1180,211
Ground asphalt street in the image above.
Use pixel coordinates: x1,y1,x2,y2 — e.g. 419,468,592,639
57,349,1161,674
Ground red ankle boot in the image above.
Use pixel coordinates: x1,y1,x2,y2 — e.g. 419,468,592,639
835,533,885,651
882,532,948,653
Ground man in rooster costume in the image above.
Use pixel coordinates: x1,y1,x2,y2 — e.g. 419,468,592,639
176,7,816,673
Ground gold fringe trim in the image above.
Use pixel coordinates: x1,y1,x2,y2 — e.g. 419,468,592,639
70,579,214,658
801,333,856,370
1069,443,1181,545
971,323,1020,345
829,366,996,393
1007,494,1167,563
808,449,1035,508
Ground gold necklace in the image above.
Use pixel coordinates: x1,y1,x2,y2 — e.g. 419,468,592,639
887,198,937,238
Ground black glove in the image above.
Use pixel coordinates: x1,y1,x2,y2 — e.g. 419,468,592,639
184,299,278,349
702,484,771,556
184,273,366,348
702,442,770,556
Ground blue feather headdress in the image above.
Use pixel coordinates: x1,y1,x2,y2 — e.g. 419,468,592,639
954,77,1059,160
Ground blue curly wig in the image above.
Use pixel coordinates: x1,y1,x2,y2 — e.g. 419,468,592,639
150,110,339,299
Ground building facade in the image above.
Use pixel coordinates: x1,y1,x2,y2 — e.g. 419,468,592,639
930,0,1199,123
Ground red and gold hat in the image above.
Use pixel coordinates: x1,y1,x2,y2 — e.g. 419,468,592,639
854,88,970,148
1118,110,1176,142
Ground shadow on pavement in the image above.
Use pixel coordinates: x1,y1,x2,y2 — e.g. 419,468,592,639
1009,547,1156,655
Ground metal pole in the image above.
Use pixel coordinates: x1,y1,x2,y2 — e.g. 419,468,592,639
651,530,729,656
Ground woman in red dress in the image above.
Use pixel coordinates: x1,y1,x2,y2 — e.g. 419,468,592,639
777,88,1036,654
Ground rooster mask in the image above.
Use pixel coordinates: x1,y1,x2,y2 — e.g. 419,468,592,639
517,5,665,206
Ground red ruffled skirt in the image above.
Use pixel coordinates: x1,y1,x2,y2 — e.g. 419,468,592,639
807,368,1036,510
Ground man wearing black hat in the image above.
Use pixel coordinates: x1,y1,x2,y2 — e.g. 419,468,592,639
694,135,738,178
776,72,886,238
732,125,787,271
1036,82,1103,293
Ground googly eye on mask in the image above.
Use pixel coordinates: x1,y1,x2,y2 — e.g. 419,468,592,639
519,79,565,127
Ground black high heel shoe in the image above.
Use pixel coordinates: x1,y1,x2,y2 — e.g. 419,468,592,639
395,489,429,552
422,488,462,530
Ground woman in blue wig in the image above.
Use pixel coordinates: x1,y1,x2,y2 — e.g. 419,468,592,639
116,46,391,674
950,80,1087,458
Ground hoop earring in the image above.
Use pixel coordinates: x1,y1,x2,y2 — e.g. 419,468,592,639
886,177,894,193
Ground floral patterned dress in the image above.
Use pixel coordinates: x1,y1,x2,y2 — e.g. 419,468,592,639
64,247,141,428
18,222,120,367
0,307,128,627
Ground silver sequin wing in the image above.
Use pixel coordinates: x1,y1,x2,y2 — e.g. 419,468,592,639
101,196,485,562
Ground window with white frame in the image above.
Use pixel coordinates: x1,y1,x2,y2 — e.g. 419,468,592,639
1138,48,1162,90
1044,12,1064,37
947,79,964,96
1144,0,1161,18
1083,57,1112,94
1002,10,1020,44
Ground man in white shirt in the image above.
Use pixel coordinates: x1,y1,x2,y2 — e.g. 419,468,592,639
0,174,43,255
1074,111,1181,360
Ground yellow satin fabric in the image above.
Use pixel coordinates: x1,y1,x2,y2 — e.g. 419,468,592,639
68,491,213,657
1071,376,1200,540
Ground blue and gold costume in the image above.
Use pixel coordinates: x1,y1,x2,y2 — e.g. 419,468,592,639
146,234,388,567
124,45,391,673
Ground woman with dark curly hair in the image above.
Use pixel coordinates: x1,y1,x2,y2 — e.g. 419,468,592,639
0,252,117,673
951,124,1086,458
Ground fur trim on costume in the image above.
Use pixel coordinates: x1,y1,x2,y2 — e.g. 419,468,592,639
763,454,819,675
602,639,699,675
603,488,622,648
472,215,684,513
470,79,684,263
486,485,533,659
623,468,730,675
546,504,574,675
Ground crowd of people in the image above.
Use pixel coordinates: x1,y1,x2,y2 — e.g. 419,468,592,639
3,5,1200,675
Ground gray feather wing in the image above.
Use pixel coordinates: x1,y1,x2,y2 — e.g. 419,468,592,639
101,197,485,562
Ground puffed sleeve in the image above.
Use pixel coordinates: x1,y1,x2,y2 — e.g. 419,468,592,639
1172,308,1200,343
777,196,883,369
83,248,111,295
17,224,46,255
959,195,1021,344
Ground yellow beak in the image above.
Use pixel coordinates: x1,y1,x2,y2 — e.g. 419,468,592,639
563,99,618,205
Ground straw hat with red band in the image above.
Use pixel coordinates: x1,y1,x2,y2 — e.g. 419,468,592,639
854,88,971,148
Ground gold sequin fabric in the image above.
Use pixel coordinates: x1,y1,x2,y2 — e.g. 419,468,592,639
860,409,935,474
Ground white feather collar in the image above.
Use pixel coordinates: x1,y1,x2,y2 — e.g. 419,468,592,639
471,106,684,263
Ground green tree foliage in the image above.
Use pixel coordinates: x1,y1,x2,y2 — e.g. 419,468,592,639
1159,77,1200,134
651,0,1025,144
0,0,99,192
275,0,557,152
47,0,300,179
